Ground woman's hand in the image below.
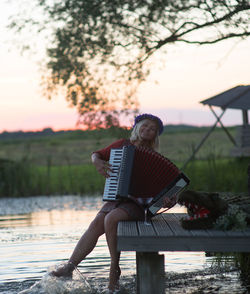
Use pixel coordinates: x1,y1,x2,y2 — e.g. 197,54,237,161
92,153,112,178
163,194,177,209
95,159,112,178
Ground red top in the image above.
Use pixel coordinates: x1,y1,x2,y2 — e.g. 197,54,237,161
93,139,132,161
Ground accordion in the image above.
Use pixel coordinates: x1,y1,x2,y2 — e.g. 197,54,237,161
103,145,190,215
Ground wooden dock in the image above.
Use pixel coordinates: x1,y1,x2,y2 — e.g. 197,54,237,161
117,213,250,294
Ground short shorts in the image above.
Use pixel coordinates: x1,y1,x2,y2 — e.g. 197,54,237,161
99,199,145,220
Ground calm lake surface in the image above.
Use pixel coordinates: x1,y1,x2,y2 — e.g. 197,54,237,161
0,195,248,293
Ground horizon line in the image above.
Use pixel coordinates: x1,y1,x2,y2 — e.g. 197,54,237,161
0,122,242,135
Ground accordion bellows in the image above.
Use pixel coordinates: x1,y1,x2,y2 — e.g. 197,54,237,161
129,146,181,198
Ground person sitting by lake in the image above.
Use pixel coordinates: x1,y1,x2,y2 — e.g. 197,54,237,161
51,113,177,293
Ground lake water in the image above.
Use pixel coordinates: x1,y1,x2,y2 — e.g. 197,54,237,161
0,195,248,293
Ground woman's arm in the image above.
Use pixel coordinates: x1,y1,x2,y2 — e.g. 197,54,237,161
91,139,128,178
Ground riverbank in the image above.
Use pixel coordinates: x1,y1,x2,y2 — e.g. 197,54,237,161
0,266,247,294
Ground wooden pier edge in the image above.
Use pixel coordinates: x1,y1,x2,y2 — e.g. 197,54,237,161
117,164,250,293
117,213,250,294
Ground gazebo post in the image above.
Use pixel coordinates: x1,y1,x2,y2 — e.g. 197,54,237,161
181,109,226,169
209,106,237,146
242,110,249,126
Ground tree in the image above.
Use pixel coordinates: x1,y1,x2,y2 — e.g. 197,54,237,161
9,0,250,128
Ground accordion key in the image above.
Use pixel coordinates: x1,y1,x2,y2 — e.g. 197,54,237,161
103,146,135,201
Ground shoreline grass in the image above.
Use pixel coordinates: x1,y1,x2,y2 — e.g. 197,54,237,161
0,156,249,197
184,156,249,193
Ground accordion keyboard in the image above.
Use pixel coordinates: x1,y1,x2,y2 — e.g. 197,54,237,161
103,148,124,201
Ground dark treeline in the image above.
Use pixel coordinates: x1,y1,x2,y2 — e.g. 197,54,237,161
0,124,235,141
0,127,56,140
0,127,130,141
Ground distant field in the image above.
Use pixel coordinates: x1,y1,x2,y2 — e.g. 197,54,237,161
0,126,238,166
1,126,249,197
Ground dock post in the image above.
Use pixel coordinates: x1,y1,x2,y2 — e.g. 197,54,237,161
248,163,250,195
136,252,165,294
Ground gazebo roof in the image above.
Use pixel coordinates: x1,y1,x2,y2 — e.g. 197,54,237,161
200,85,250,110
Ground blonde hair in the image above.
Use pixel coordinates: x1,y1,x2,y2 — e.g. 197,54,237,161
130,119,160,150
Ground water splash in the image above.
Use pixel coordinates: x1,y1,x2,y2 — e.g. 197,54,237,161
19,263,93,294
17,263,133,294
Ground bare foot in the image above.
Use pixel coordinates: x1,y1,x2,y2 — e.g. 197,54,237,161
108,264,121,292
50,262,75,278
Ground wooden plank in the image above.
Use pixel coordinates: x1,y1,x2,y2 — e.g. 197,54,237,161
118,234,250,252
117,236,163,252
117,213,250,252
206,229,228,237
224,229,250,237
206,227,250,238
162,213,191,236
151,214,175,236
137,221,156,236
174,213,210,237
117,220,139,237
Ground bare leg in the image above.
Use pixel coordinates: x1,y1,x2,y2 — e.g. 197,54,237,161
104,208,132,291
69,212,106,265
51,211,106,277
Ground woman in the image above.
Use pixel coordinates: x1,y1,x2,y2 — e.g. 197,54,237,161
51,113,175,293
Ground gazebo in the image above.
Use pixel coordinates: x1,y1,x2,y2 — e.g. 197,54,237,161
182,85,250,168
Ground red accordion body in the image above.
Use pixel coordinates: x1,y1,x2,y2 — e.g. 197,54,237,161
129,147,181,198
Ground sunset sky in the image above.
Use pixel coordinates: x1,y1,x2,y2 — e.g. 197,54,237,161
1,2,250,132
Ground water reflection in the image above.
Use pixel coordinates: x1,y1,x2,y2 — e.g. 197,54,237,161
0,195,247,293
0,197,204,284
0,209,98,228
0,199,186,229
